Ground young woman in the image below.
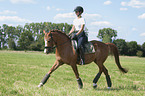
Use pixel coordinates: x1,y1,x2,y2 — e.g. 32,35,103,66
69,6,88,65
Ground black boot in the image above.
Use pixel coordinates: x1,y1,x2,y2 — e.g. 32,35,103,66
79,46,85,65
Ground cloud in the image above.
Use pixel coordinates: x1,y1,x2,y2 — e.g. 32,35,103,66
0,10,17,15
121,0,145,8
104,1,112,5
53,12,75,23
120,8,128,11
84,13,102,18
132,28,137,31
54,13,75,19
53,12,102,24
56,8,65,11
54,12,102,20
91,21,111,26
140,33,145,36
10,0,36,4
0,16,31,23
54,12,75,19
46,6,51,11
138,13,145,19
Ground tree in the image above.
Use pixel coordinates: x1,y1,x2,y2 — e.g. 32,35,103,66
18,30,34,50
136,50,143,57
0,26,2,49
127,41,138,56
113,39,128,55
15,25,23,39
1,24,8,48
142,42,145,57
8,38,17,50
97,28,117,43
0,22,79,51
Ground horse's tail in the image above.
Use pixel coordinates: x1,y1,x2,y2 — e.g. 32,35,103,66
106,43,128,73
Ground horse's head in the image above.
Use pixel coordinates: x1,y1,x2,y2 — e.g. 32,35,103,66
43,30,55,54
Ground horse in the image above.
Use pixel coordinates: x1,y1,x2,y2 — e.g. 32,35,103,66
38,29,128,89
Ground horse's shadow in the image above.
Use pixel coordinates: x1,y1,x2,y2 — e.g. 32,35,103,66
95,85,143,91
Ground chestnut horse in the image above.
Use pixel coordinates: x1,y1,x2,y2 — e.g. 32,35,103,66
38,29,128,89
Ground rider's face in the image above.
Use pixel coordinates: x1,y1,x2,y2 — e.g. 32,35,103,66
75,11,81,17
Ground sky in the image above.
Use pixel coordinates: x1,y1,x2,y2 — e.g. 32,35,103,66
0,0,145,45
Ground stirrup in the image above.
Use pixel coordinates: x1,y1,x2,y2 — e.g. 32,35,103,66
80,58,85,65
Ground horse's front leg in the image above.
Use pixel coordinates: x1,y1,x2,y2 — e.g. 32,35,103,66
71,64,83,89
38,60,62,87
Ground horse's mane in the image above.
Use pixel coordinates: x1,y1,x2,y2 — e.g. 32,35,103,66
50,29,70,40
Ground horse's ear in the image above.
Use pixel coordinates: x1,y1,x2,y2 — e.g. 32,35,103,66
47,31,51,37
43,30,46,34
47,33,49,37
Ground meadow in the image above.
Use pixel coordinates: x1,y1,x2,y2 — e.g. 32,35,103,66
0,50,145,96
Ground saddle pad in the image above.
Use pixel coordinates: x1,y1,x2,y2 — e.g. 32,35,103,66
72,40,95,54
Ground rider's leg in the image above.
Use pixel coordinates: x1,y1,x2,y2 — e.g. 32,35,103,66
77,37,85,65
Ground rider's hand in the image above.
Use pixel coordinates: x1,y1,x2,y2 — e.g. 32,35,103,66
71,34,77,40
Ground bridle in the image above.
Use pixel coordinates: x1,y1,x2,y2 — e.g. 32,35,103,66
45,32,70,50
45,32,56,49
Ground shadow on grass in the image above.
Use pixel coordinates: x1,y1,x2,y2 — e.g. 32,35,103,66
95,85,144,91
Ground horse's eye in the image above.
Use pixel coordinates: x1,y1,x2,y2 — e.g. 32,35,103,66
48,41,50,42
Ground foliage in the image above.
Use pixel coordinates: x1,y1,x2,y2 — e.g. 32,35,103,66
113,39,128,55
136,50,143,57
0,22,72,51
97,28,117,43
18,30,34,50
113,40,145,57
0,51,145,96
0,22,144,57
142,42,145,57
142,42,145,50
8,38,17,50
127,41,138,56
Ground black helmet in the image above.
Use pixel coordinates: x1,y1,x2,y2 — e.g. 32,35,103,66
74,6,84,13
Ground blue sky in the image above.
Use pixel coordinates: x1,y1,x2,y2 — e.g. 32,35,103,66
0,0,145,44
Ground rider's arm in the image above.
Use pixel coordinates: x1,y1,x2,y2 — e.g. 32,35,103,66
69,25,75,35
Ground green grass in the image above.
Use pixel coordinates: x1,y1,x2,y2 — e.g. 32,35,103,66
0,50,145,96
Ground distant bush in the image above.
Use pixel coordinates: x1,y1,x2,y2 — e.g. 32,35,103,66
136,50,143,57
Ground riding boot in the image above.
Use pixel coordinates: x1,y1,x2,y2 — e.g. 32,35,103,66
79,46,85,65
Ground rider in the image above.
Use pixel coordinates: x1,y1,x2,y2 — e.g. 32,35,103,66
69,6,88,65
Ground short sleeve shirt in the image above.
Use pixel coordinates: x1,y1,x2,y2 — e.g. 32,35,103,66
73,17,85,31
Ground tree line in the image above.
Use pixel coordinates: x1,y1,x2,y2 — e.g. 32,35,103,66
97,28,145,57
0,22,145,57
0,22,72,51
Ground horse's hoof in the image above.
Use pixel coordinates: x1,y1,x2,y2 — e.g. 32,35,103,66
93,83,97,89
78,85,83,89
77,78,83,89
38,83,43,87
107,87,111,89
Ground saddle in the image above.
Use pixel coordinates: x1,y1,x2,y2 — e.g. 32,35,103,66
71,40,95,54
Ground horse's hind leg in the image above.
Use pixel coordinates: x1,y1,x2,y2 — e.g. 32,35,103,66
93,63,103,88
103,65,112,89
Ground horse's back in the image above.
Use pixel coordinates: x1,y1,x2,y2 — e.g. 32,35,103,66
90,40,109,62
90,40,109,50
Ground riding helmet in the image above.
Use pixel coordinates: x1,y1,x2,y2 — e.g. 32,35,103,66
74,6,84,13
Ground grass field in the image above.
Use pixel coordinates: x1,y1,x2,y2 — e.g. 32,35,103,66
0,50,145,96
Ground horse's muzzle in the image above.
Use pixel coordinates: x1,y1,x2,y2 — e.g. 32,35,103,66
44,47,52,54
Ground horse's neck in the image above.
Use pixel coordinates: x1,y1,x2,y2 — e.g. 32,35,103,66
53,32,70,45
53,32,73,57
